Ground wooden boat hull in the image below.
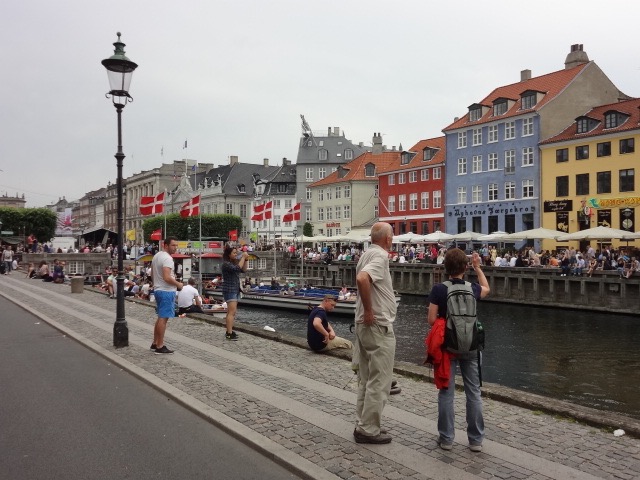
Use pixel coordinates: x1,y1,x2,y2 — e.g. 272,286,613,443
203,289,401,316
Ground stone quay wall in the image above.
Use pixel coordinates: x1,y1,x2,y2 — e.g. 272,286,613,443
295,260,640,316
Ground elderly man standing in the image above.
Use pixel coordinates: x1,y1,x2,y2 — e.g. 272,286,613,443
353,222,396,444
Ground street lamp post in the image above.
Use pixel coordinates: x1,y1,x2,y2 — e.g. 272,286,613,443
102,32,138,348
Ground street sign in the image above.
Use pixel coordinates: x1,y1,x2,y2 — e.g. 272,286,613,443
1,230,14,235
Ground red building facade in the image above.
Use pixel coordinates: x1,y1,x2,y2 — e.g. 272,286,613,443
378,137,446,235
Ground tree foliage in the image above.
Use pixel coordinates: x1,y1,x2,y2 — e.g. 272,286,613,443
303,222,313,237
142,214,242,242
0,207,57,242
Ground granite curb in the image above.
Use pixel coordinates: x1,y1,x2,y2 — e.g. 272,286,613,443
88,285,640,439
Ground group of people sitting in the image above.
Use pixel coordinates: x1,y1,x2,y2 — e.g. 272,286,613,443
26,260,67,283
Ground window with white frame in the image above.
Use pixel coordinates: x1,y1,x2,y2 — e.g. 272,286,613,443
240,204,247,218
522,147,534,166
522,117,534,136
488,152,498,170
457,158,467,175
335,206,341,219
421,169,429,181
318,149,328,160
399,172,406,184
306,188,312,200
421,191,429,209
458,131,467,148
433,167,441,179
505,150,515,174
409,193,418,210
472,155,482,173
305,207,312,222
472,128,482,146
274,199,281,209
326,207,333,220
374,184,378,198
318,208,324,221
274,215,281,227
409,171,417,183
318,189,324,201
374,205,378,217
319,167,326,179
505,181,515,199
522,179,534,198
344,185,351,198
388,174,395,185
345,149,353,160
433,190,441,208
335,186,341,199
305,167,313,182
388,196,395,212
505,121,515,140
326,188,332,200
488,125,498,143
66,261,84,275
457,186,466,204
226,203,233,215
399,194,406,211
472,185,482,203
343,205,350,218
488,183,498,201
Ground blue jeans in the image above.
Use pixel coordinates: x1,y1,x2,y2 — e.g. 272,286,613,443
437,355,484,446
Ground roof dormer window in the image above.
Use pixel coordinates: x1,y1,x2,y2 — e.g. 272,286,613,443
493,101,507,116
521,93,537,110
400,152,413,165
237,184,245,193
423,148,438,161
338,166,348,179
364,163,376,177
604,111,628,129
469,107,482,122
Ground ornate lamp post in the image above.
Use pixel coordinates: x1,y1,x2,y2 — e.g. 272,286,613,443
102,32,138,347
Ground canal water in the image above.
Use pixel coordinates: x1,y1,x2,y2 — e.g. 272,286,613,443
235,295,640,420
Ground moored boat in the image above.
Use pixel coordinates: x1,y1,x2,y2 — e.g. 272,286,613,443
204,286,401,316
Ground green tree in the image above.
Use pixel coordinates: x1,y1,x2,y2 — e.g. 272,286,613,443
0,207,56,242
142,214,242,242
303,222,313,237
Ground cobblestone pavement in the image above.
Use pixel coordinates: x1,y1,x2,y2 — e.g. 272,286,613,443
2,274,640,480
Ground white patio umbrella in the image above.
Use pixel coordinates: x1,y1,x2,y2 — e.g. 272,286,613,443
505,227,567,241
393,232,421,243
450,231,484,242
421,231,454,242
556,226,640,241
478,231,510,242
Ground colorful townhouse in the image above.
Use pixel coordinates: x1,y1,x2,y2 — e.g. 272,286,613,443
441,45,628,237
540,98,640,250
308,137,399,237
377,136,446,235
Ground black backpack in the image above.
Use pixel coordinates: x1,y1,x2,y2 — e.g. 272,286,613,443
443,280,484,354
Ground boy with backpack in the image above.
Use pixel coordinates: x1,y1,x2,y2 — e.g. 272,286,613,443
427,248,490,452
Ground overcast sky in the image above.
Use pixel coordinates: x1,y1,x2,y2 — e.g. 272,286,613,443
2,0,639,207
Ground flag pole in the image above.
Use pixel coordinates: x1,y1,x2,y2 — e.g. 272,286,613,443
196,161,203,295
163,188,167,241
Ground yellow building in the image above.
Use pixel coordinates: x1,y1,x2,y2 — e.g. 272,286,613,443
540,98,640,251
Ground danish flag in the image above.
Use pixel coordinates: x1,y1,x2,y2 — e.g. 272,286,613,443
180,195,200,218
251,201,273,221
139,193,165,215
282,203,301,223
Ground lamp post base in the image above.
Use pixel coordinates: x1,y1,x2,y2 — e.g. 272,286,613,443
113,322,129,348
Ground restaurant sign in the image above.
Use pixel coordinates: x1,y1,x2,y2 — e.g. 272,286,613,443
586,197,640,209
543,200,573,213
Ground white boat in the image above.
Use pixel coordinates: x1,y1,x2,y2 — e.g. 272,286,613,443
204,286,401,316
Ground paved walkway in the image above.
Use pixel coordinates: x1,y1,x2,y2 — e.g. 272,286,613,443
2,273,640,480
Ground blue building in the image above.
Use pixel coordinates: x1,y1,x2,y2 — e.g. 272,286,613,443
441,44,628,239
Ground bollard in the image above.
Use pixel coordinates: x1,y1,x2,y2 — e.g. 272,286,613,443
70,276,84,294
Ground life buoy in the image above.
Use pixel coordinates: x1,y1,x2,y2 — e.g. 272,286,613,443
583,206,592,216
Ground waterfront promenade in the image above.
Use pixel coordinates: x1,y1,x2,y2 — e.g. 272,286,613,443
2,274,640,479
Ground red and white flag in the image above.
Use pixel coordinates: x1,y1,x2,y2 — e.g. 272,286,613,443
139,193,165,215
180,195,200,218
282,203,301,223
251,201,273,221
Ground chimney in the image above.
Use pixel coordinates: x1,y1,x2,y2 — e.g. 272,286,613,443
229,155,239,166
372,132,383,155
282,157,290,166
328,127,332,136
391,146,396,151
358,142,364,147
333,127,340,136
521,69,532,81
564,44,589,69
263,158,269,166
